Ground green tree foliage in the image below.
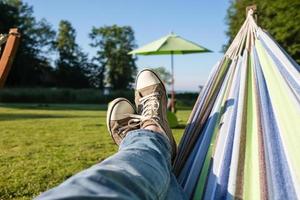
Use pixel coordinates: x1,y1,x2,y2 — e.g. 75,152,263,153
1,1,138,89
0,0,56,87
55,20,91,88
226,0,300,63
89,25,137,90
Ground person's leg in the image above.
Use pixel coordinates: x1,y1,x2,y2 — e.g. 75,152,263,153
35,69,187,200
35,129,180,200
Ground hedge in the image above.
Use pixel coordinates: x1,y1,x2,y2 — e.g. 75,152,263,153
0,88,199,107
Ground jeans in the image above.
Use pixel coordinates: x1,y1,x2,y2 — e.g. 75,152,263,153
35,130,187,200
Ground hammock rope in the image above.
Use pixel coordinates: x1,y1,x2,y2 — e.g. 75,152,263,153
174,9,300,200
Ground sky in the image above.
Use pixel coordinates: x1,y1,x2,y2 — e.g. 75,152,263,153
24,0,230,91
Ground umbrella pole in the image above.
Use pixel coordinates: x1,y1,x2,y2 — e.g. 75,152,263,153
171,52,175,112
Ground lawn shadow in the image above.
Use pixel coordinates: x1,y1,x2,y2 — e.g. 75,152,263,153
0,113,103,121
83,123,104,127
173,124,187,129
0,103,107,111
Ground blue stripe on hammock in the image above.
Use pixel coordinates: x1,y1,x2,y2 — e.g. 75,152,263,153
258,36,300,97
253,47,297,199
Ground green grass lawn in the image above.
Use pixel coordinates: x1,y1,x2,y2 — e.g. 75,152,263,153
0,103,191,200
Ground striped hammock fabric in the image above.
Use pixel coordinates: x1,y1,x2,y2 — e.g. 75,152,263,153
173,10,300,200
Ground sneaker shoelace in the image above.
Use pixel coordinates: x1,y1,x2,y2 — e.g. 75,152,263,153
117,118,140,137
118,92,161,137
129,92,160,121
139,92,160,121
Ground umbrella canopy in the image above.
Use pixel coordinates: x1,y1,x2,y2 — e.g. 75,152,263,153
129,33,211,112
129,33,211,55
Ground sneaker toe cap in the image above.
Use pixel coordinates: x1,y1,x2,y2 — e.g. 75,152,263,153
136,70,161,90
110,100,135,120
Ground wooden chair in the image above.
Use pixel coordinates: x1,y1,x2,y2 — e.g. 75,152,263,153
0,28,20,88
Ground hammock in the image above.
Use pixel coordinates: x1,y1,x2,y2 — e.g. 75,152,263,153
0,28,20,88
173,9,300,200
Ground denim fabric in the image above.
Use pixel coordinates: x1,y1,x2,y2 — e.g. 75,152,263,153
35,130,187,200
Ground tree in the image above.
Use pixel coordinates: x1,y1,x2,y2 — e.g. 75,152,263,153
89,25,137,90
55,20,91,88
88,61,105,89
0,0,56,87
225,0,300,64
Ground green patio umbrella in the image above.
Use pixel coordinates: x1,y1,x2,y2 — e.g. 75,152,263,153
129,33,211,112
